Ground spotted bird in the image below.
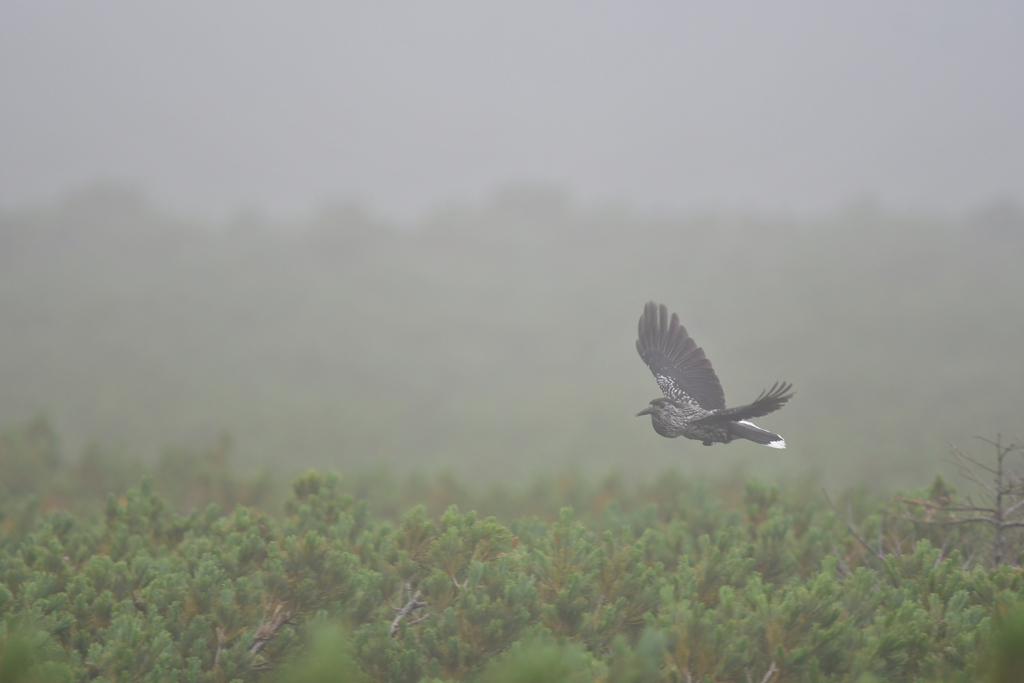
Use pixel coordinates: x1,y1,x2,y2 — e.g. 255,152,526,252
635,301,793,448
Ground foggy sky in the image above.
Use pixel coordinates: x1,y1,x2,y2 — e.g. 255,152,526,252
2,1,1022,221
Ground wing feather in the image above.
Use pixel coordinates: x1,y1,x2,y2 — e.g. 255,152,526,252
694,382,795,423
635,301,726,410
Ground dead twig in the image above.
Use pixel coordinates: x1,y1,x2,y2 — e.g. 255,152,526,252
747,661,778,683
823,490,886,563
249,602,292,664
390,588,428,638
213,626,226,669
831,544,852,577
889,514,1024,528
895,436,1024,567
933,535,952,570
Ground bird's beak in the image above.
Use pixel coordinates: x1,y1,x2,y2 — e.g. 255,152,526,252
635,406,653,417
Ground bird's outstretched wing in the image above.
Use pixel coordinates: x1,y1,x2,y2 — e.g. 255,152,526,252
636,301,726,410
693,382,794,423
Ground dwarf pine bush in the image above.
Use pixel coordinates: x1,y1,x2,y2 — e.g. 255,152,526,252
2,465,1023,683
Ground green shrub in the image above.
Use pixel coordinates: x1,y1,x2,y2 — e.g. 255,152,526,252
1,467,1021,682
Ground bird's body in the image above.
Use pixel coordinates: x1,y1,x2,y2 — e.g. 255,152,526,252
635,302,793,448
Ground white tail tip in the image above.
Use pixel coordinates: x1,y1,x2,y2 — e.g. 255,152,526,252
766,438,786,449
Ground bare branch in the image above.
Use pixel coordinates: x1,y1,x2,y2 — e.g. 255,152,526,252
213,626,226,669
973,434,1020,451
1003,497,1024,518
890,513,999,527
894,497,996,514
949,447,998,497
823,490,886,562
389,590,427,638
961,548,977,570
893,511,1024,530
933,535,952,570
249,602,292,668
831,545,852,577
885,515,901,558
997,521,1024,529
760,661,779,683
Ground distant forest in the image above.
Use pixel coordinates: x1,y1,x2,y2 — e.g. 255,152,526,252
1,186,1022,487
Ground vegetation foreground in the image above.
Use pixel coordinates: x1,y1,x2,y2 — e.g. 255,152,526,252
3,459,1024,681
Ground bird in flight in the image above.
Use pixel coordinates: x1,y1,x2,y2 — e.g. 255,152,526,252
635,301,793,448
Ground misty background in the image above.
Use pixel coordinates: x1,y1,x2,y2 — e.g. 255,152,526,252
1,2,1023,490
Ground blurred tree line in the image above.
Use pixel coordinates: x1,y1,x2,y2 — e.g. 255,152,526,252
0,414,275,522
1,186,1023,488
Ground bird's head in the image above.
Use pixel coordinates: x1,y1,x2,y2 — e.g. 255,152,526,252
635,397,672,417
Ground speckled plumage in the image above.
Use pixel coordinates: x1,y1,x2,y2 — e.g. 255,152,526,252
635,302,794,448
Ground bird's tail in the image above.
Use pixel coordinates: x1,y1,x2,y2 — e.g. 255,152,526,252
729,420,786,449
